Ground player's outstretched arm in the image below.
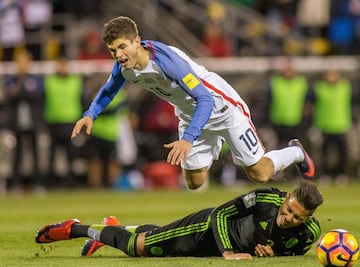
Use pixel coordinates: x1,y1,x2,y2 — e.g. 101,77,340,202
71,116,93,139
223,251,253,260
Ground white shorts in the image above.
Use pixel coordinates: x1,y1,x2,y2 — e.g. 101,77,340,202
180,106,265,170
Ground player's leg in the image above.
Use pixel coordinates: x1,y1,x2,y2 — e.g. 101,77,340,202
225,115,314,182
82,216,120,256
224,123,271,183
84,223,159,257
82,216,159,256
142,208,215,257
181,130,223,190
242,157,274,183
243,139,314,181
182,167,207,190
35,219,154,257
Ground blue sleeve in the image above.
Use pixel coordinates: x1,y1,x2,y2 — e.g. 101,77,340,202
152,42,215,143
83,62,126,120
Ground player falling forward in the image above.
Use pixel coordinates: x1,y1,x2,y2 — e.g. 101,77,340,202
35,180,323,260
71,16,314,190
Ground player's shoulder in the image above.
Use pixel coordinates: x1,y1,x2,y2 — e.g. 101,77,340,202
304,216,321,229
142,40,171,53
254,187,286,204
255,186,285,196
143,40,185,59
242,186,284,198
300,216,321,241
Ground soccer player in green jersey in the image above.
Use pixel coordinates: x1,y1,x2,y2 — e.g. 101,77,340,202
35,180,323,260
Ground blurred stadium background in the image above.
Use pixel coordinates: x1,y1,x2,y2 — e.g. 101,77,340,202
1,1,360,266
0,0,360,195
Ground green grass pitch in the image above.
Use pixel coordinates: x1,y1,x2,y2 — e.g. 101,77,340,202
0,180,359,267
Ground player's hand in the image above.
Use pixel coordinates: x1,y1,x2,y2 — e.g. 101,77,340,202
71,116,93,139
223,251,252,260
163,139,192,165
254,244,275,257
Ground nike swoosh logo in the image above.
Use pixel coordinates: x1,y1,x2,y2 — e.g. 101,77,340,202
337,254,350,262
252,146,259,155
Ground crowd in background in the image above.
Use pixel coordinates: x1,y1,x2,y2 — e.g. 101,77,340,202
2,0,360,60
0,0,360,195
230,0,360,56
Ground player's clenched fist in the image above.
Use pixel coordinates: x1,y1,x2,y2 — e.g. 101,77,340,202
71,116,93,139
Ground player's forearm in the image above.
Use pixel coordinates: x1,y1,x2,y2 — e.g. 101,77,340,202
84,87,118,119
182,94,214,143
223,251,253,260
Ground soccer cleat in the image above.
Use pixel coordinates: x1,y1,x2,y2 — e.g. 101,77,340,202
81,216,120,256
103,215,120,226
288,139,315,179
35,219,81,243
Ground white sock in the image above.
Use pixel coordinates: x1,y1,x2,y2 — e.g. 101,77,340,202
264,146,304,174
87,227,101,241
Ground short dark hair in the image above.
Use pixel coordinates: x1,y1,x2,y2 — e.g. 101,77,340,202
291,180,323,214
102,16,138,44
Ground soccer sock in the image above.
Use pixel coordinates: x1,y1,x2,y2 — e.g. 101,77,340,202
70,224,156,255
264,146,304,174
134,224,159,233
99,226,137,257
87,224,106,241
70,224,90,238
122,224,159,233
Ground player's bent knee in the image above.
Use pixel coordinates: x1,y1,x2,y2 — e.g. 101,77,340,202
243,158,274,183
243,167,271,183
186,182,203,190
183,168,207,190
184,176,205,190
247,172,269,183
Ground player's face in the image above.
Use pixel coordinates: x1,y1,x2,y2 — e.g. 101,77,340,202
276,194,311,229
107,36,141,69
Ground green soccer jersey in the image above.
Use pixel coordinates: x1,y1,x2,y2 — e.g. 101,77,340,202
142,187,321,257
211,187,321,256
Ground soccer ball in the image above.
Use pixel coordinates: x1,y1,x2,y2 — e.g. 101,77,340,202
317,229,359,267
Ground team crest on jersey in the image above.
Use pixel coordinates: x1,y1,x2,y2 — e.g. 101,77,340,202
242,192,256,208
182,73,200,90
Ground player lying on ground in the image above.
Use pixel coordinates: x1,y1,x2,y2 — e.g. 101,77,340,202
71,16,315,190
35,180,323,260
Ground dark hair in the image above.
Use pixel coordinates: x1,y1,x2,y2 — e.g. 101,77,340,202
291,180,323,213
102,16,138,44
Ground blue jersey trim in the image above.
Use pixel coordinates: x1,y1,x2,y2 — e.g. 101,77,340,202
84,63,126,119
143,40,214,143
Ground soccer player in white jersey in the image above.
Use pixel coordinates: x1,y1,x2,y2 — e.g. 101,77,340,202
71,16,315,190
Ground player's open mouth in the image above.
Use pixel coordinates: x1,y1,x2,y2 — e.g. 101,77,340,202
119,58,128,65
